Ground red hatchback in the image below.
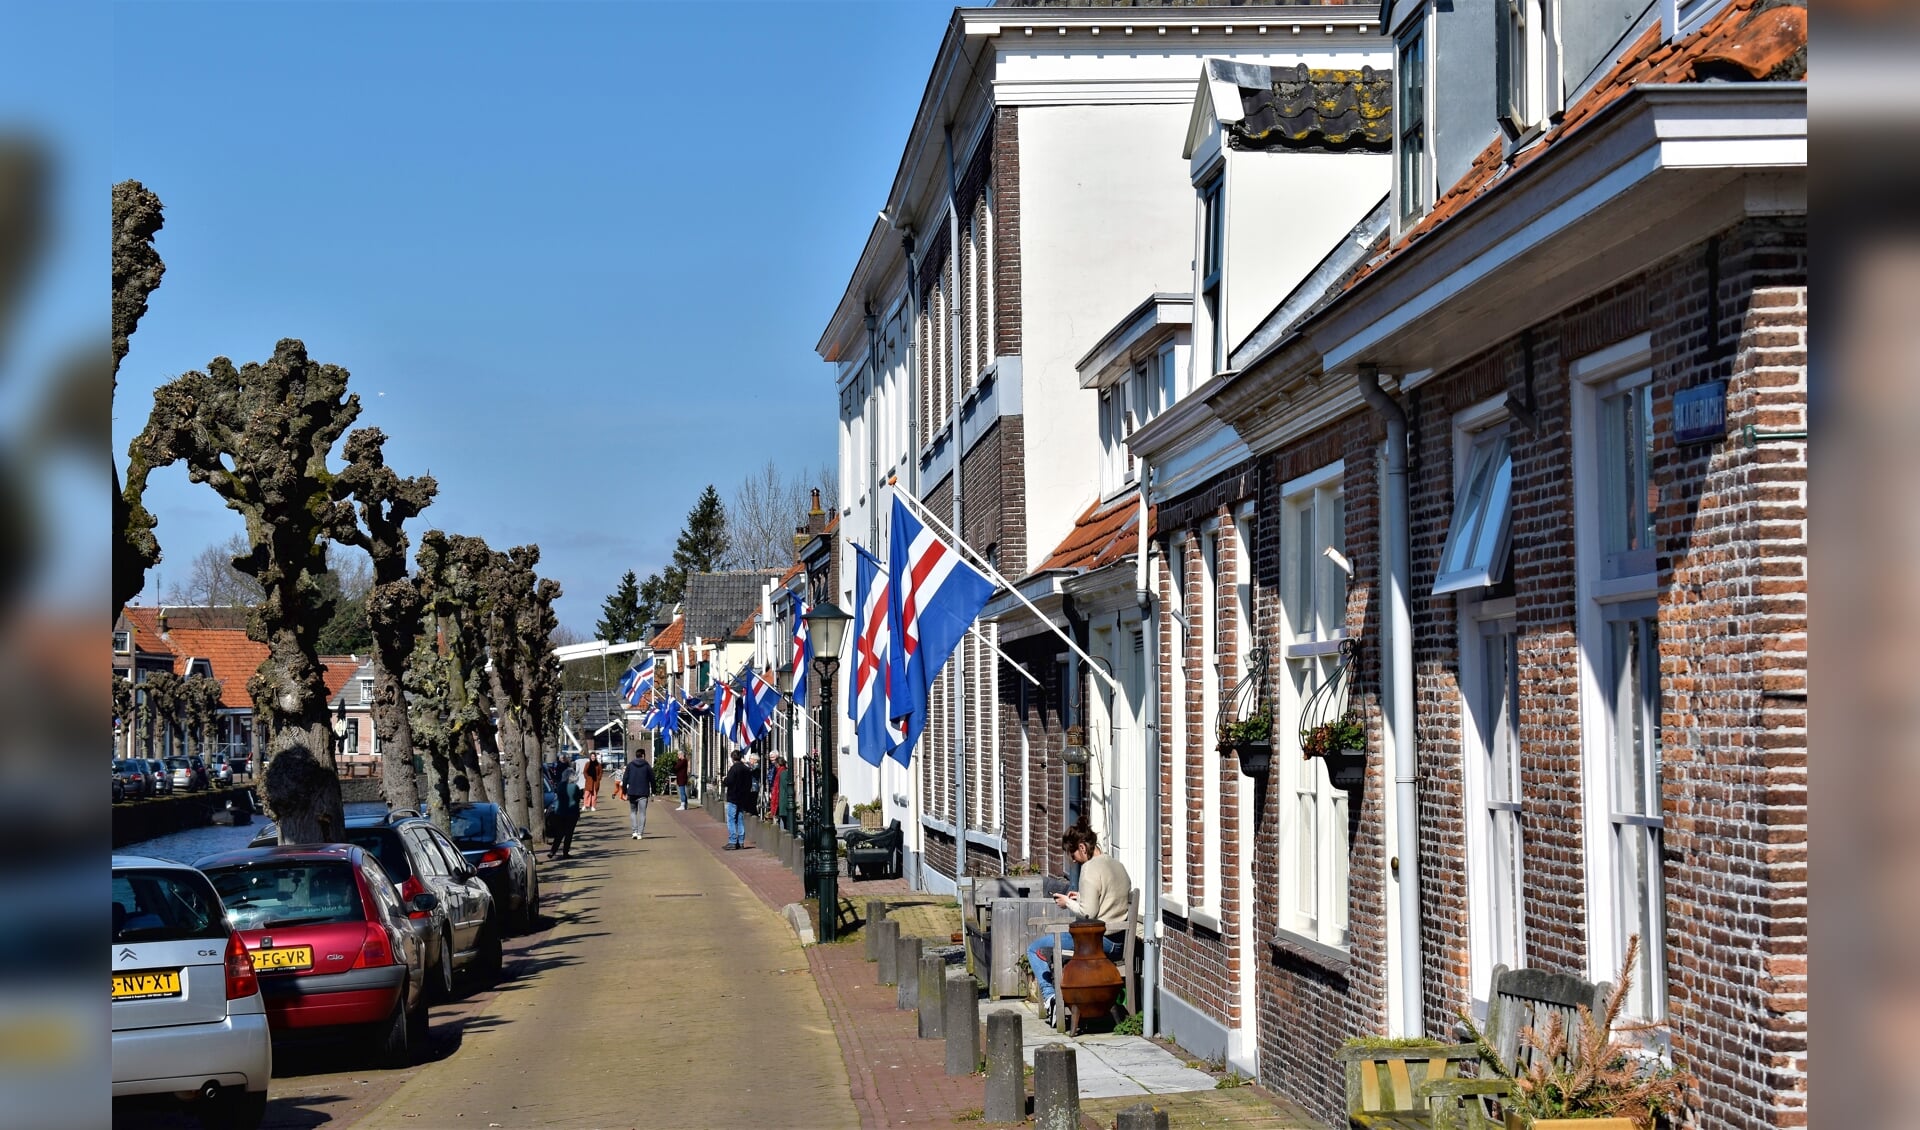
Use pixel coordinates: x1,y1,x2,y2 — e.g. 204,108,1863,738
196,844,430,1067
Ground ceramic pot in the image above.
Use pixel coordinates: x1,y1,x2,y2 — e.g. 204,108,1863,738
1058,920,1124,1018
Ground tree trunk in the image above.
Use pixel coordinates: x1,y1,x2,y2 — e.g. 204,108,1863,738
520,726,547,843
263,722,345,844
474,723,505,807
373,646,419,814
419,732,454,833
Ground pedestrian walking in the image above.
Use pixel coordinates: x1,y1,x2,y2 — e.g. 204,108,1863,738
547,761,581,860
723,750,753,849
622,752,655,840
583,755,602,811
673,753,690,810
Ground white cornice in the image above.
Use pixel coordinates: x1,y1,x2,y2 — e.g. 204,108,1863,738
1078,294,1192,388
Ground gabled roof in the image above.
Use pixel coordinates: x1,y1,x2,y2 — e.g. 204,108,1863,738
1029,490,1152,578
649,616,685,651
681,571,784,642
327,659,377,709
117,607,175,659
119,605,365,711
1347,0,1805,290
732,610,758,642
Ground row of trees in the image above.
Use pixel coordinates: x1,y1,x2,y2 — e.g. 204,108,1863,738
112,180,559,845
111,670,225,763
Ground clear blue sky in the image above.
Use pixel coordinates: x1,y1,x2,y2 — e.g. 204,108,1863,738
111,0,955,637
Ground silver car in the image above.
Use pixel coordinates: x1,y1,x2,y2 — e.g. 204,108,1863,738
112,855,271,1129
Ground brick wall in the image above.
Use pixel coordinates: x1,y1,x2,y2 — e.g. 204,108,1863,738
993,107,1021,359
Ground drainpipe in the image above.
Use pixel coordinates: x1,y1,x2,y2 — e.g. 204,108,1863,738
1136,466,1162,1039
946,126,969,881
1357,365,1424,1036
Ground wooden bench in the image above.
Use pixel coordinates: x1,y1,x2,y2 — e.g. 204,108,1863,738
1340,1044,1486,1130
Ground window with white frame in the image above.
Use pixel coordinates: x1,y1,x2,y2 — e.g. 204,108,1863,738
344,719,361,757
1099,387,1129,498
358,677,374,706
1572,334,1665,1020
1199,173,1226,376
1435,424,1515,594
1278,464,1349,948
1397,23,1428,223
1199,525,1222,916
113,630,132,654
1466,606,1525,994
1164,539,1191,913
1496,0,1547,138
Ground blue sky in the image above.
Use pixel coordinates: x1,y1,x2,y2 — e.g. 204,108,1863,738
110,0,954,636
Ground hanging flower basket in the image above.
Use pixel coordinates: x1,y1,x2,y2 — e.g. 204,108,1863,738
1300,709,1367,788
1218,712,1274,778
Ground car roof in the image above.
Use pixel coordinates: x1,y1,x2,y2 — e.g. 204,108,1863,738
112,853,198,872
195,843,364,870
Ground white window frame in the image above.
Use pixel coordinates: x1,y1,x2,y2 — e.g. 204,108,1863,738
1163,539,1191,917
1435,399,1516,595
1277,461,1350,949
1496,0,1550,138
1572,333,1667,1020
1395,17,1430,227
1461,594,1524,1010
113,630,132,655
1198,522,1222,919
1198,167,1226,378
358,677,374,706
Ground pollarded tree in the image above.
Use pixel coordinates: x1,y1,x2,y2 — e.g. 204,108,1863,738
522,575,563,845
334,427,437,815
123,338,361,842
446,535,510,808
114,180,165,623
140,669,181,759
406,530,465,831
476,543,548,837
180,673,225,763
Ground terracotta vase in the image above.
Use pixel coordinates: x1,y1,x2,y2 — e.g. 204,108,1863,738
1058,920,1124,1018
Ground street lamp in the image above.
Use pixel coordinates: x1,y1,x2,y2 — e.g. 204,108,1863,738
805,600,852,940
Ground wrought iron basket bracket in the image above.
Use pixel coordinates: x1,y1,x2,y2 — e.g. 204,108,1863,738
1217,645,1271,737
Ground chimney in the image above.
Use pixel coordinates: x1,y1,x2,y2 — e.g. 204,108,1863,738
156,608,169,636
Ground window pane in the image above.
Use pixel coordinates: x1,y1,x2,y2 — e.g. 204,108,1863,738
1296,790,1317,929
1294,504,1314,633
1614,824,1661,1017
1492,809,1522,969
1610,618,1655,816
1470,447,1514,574
1159,347,1178,410
1331,792,1349,944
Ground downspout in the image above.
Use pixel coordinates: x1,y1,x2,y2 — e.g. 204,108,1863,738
946,125,969,880
866,304,882,553
1136,466,1162,1039
900,226,925,889
1357,365,1424,1036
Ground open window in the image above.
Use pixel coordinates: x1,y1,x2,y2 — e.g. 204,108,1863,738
1434,427,1514,595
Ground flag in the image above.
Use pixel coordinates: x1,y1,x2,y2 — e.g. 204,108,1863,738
789,591,812,707
684,687,712,720
887,495,996,765
713,679,747,748
657,695,682,741
619,654,654,708
851,544,903,767
739,667,777,743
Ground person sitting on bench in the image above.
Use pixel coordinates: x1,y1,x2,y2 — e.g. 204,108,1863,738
1025,826,1130,1026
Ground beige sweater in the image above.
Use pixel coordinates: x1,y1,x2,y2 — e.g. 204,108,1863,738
1063,854,1132,935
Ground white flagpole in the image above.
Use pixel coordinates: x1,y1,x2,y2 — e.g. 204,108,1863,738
891,483,1121,695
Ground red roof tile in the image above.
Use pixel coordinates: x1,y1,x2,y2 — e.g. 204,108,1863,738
1031,491,1152,577
118,607,174,658
157,626,267,709
319,658,359,704
1347,0,1805,289
650,617,685,650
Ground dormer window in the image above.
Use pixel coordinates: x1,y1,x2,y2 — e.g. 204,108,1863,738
1397,24,1428,223
358,677,374,706
1497,0,1548,138
1199,173,1226,374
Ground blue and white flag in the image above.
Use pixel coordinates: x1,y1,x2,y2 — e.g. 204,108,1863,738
619,654,654,708
887,496,995,766
851,544,903,767
743,667,781,743
788,591,811,707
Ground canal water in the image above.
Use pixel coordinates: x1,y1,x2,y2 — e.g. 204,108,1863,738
121,800,393,864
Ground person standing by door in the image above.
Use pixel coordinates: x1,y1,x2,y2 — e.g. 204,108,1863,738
723,750,752,849
622,752,655,840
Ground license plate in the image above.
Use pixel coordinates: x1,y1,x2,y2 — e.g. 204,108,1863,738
252,945,313,971
111,970,181,1000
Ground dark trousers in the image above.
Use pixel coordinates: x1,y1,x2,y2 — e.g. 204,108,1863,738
548,809,578,857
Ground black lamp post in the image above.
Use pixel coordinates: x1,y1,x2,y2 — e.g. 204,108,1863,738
804,600,852,940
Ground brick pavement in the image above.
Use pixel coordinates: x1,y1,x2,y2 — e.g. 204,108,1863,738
674,806,995,1128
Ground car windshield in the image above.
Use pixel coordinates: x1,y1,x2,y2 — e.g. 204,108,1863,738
205,861,363,930
114,869,228,943
448,808,497,846
343,828,413,885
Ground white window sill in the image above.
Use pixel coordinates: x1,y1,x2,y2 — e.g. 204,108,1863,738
1268,927,1351,976
1190,908,1223,935
1160,893,1189,919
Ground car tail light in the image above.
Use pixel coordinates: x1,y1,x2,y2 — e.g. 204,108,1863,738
225,932,258,1000
475,847,511,870
398,875,431,920
353,923,396,969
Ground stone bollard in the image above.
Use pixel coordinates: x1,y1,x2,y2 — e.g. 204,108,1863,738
896,934,922,1010
874,919,901,985
943,969,979,1077
1032,1043,1080,1130
1114,1101,1170,1130
864,901,891,961
917,953,945,1038
983,1009,1024,1124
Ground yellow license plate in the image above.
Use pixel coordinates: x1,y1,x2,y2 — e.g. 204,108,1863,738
252,945,313,971
112,970,181,1000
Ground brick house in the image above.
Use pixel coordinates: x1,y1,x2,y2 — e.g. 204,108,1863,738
1121,0,1805,1124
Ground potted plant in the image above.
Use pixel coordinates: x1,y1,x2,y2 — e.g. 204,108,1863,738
1461,937,1696,1129
1300,709,1367,788
1217,711,1274,777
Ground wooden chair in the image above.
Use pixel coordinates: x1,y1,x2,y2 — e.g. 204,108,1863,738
1032,888,1139,1034
1340,1043,1486,1130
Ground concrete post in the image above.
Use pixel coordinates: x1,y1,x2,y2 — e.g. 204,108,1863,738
1114,1101,1170,1130
864,901,890,961
917,953,945,1038
943,969,978,1076
1032,1043,1079,1130
874,919,901,985
983,1009,1024,1124
896,934,922,1010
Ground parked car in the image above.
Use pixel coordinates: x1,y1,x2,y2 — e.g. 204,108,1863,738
251,812,498,998
195,844,429,1067
166,756,210,792
113,758,152,799
113,771,125,804
145,758,174,796
210,756,235,786
447,802,540,934
112,854,271,1129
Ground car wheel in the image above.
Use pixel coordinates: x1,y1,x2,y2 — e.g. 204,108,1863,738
198,1087,267,1130
427,927,455,1002
374,992,412,1068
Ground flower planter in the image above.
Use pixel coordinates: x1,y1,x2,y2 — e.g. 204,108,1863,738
1227,741,1272,778
1308,747,1367,789
1503,1116,1640,1130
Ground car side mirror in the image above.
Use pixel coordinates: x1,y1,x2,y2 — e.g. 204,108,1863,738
517,827,530,841
409,891,440,913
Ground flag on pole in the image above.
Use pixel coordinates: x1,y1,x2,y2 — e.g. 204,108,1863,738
789,591,812,707
714,679,745,748
619,654,654,708
744,667,781,743
887,495,996,765
851,544,903,767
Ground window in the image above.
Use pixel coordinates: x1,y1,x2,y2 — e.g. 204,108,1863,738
113,630,131,654
1397,26,1428,222
1199,173,1226,375
1496,0,1547,137
1605,602,1664,1019
1435,425,1515,594
1466,609,1525,994
1164,539,1191,914
345,719,361,756
1600,381,1658,580
1278,464,1349,948
358,677,374,706
1099,387,1129,497
1198,526,1221,916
